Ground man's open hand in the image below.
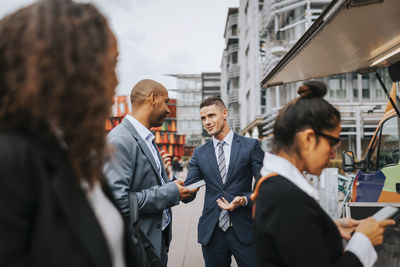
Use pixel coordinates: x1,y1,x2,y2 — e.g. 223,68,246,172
216,196,246,211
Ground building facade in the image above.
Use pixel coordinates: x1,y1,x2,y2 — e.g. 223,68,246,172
237,0,265,139
172,74,204,147
259,0,390,159
171,73,222,147
202,72,221,99
221,8,241,133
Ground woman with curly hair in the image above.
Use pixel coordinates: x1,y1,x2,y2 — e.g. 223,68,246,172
0,0,138,266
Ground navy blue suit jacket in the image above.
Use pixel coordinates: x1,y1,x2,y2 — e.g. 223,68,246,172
183,133,264,246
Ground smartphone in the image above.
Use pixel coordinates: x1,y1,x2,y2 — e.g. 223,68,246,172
186,180,206,190
372,205,399,222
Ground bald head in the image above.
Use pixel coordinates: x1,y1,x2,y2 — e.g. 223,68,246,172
130,79,167,107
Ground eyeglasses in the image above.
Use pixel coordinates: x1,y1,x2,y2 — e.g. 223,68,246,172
314,131,341,148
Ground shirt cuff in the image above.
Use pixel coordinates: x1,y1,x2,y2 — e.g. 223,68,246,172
345,232,377,267
243,196,248,207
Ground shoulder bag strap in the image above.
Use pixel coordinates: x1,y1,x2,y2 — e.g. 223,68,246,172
250,172,278,218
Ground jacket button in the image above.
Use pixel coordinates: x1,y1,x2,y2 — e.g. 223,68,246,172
157,224,161,229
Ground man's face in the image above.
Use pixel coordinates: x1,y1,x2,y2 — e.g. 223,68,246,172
200,104,227,137
150,87,170,127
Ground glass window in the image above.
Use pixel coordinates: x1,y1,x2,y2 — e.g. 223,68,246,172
232,77,239,88
329,74,346,100
362,74,370,99
352,73,359,99
376,116,400,169
231,25,237,36
232,52,238,64
375,68,392,100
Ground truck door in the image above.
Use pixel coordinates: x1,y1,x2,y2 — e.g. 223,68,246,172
355,114,400,202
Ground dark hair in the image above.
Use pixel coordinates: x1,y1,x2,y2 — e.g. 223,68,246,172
200,97,226,109
0,0,116,186
273,81,340,153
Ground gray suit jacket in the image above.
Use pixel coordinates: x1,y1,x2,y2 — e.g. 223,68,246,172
103,118,180,258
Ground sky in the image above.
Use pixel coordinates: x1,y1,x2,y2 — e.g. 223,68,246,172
0,0,239,97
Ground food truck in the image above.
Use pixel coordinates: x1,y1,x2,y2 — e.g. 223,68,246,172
260,0,400,265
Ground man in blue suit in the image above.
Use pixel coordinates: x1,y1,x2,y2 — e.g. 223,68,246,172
183,97,264,267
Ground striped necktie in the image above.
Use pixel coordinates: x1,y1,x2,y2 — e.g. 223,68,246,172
217,141,230,231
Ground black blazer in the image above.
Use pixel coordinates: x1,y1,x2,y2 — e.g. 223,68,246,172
254,175,363,267
0,132,138,267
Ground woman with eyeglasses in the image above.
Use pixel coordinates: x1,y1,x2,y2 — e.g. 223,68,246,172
252,81,394,267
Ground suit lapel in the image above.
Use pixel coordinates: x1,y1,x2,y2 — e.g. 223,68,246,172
207,141,224,187
226,134,240,186
51,166,111,267
152,140,169,183
122,119,162,185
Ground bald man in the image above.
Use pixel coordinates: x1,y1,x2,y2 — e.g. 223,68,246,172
104,79,197,266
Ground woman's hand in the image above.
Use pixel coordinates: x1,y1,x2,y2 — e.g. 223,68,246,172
335,218,361,240
355,217,395,246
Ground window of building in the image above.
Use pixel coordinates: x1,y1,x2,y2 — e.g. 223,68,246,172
362,74,370,99
329,74,346,100
261,88,266,114
259,0,264,11
231,52,238,64
270,87,276,108
352,73,359,99
259,40,266,60
375,68,392,100
232,77,239,88
279,85,288,107
231,25,237,36
177,78,202,90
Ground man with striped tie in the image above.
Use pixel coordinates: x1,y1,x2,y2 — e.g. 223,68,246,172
183,97,264,267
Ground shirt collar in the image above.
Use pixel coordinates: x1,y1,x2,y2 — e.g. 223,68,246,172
260,152,320,201
125,114,154,142
212,129,234,148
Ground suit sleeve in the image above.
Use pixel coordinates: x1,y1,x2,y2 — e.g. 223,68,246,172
251,139,264,181
104,137,180,217
182,148,203,203
0,140,36,267
255,185,362,267
243,139,264,201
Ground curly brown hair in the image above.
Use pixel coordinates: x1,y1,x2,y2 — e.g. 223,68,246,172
0,0,117,186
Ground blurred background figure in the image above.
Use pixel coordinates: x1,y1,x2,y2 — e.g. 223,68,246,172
171,157,182,178
0,0,139,266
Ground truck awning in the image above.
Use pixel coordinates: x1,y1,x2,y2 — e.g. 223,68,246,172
262,0,400,88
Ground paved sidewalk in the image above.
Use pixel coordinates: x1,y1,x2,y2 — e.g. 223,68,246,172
168,171,238,267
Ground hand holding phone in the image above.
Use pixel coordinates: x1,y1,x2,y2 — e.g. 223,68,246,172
372,205,399,222
351,205,397,246
186,180,206,190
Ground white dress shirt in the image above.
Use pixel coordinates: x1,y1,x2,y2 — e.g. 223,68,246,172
261,152,377,267
212,129,234,172
125,114,170,230
83,181,126,267
212,130,248,205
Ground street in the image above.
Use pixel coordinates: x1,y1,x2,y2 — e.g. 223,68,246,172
168,171,238,267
